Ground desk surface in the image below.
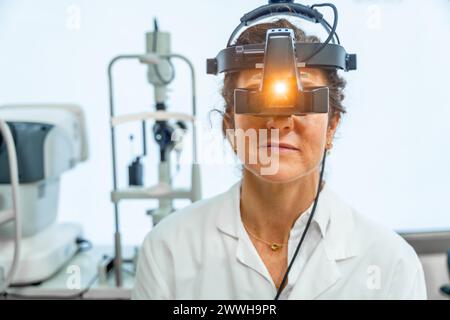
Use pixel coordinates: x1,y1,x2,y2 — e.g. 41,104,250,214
4,246,135,300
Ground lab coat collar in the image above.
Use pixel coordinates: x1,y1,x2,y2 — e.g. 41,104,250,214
216,179,360,299
217,180,328,237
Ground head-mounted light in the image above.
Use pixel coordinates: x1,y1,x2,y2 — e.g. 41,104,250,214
206,0,357,116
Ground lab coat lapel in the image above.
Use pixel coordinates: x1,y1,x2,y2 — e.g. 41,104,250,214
289,184,359,299
288,185,342,299
216,181,275,283
288,240,341,299
236,233,273,282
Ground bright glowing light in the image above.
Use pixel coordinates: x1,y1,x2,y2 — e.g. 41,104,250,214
273,81,287,95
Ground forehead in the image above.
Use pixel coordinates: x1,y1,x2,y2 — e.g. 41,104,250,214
236,67,328,88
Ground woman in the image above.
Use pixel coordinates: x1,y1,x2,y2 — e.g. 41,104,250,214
132,19,426,300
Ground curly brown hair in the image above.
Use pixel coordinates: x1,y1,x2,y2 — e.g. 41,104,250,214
213,18,347,137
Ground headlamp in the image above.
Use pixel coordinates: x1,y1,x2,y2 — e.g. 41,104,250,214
206,0,357,116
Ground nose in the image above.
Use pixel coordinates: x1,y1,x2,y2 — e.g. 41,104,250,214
265,115,294,133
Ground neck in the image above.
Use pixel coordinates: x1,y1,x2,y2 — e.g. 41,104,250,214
240,169,322,244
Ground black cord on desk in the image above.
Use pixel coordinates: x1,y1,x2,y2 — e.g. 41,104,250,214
0,237,98,299
76,237,93,252
1,272,99,300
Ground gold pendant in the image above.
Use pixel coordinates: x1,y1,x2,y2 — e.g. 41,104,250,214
271,243,281,251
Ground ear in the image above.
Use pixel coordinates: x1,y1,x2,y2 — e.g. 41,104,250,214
327,113,340,143
224,116,237,152
223,113,234,132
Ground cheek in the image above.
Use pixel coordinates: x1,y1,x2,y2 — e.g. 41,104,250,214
232,115,329,181
294,114,328,152
234,115,263,130
230,115,266,150
230,114,328,154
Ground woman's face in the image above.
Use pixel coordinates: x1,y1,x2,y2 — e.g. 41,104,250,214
228,68,339,183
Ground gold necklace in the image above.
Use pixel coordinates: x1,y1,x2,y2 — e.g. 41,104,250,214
242,223,288,289
242,222,288,251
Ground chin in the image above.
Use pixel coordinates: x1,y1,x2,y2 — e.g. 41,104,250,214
247,163,307,183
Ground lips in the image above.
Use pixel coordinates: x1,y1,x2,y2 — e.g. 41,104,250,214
260,142,300,151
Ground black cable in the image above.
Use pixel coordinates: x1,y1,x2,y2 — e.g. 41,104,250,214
274,148,328,300
301,3,338,63
0,238,98,300
1,273,99,300
142,120,147,157
323,18,340,44
440,284,450,296
75,237,93,252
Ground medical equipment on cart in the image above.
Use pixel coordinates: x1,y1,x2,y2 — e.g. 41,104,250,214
107,19,201,286
0,104,88,286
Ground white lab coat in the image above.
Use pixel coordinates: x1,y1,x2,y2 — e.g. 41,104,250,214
132,180,427,300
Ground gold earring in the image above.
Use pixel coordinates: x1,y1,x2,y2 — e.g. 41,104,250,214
326,141,333,155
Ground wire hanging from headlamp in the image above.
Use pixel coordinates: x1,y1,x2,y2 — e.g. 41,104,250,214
274,148,328,300
300,3,338,64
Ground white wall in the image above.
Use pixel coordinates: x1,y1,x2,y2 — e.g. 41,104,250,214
0,0,449,246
